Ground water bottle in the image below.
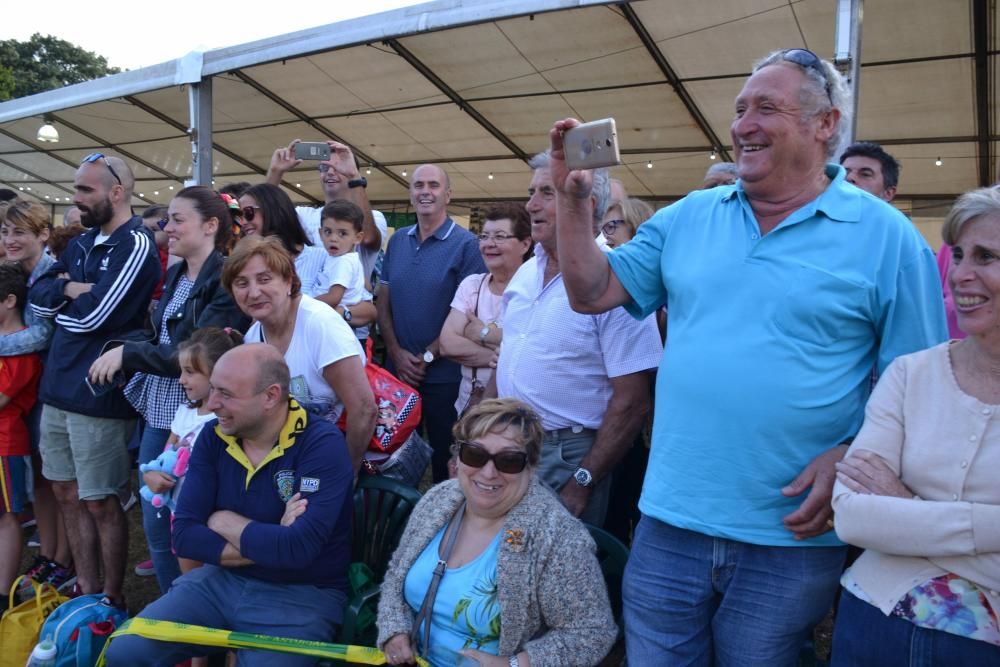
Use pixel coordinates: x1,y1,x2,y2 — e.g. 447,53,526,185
25,637,57,667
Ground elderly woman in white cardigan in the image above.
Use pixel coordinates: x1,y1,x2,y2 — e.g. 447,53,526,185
830,187,1000,667
377,399,617,667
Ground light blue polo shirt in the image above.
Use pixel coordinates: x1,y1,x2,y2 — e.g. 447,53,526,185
607,165,947,547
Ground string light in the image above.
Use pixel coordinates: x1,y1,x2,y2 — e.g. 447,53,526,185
646,160,653,169
402,169,408,177
934,157,943,166
488,172,494,180
710,150,717,160
295,183,301,188
169,185,174,190
154,191,159,196
366,167,372,175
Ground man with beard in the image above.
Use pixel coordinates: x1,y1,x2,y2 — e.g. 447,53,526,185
30,153,160,607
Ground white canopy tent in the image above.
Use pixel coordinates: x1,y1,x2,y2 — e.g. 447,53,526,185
0,0,993,235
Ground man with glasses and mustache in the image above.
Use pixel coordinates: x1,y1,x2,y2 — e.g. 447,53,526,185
491,151,662,527
30,153,160,608
105,344,355,666
548,50,947,664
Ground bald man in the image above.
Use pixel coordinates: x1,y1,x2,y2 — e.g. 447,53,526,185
106,344,355,666
30,153,160,607
377,163,485,481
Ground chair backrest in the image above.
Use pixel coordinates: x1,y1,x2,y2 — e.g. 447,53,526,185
352,475,423,581
585,523,629,633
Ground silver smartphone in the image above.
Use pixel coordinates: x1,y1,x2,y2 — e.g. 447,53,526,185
564,118,621,171
293,142,331,161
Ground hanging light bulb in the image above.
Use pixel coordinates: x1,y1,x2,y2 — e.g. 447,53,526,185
366,167,372,175
36,116,59,143
295,183,301,188
488,172,494,180
402,169,408,177
169,185,174,190
934,157,943,167
646,160,653,169
710,150,717,160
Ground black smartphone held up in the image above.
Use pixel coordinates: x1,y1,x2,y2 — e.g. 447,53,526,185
84,372,125,398
293,142,332,161
563,118,621,171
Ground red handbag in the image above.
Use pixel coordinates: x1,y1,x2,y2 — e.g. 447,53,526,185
338,338,421,454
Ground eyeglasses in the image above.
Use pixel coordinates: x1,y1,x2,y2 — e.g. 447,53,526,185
478,232,516,243
318,164,334,173
241,206,261,222
81,153,123,186
780,49,833,105
457,441,528,474
600,220,625,236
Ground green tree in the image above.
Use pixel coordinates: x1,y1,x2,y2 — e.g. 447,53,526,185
0,33,120,100
0,64,14,101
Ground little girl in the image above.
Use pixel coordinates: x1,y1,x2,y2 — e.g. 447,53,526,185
141,327,243,574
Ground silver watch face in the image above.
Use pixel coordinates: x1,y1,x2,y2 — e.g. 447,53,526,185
480,326,491,338
423,350,434,363
573,467,593,487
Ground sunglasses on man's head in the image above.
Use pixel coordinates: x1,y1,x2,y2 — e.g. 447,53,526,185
457,441,528,474
81,153,123,186
780,48,833,104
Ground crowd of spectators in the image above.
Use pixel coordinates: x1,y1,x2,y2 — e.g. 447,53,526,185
0,45,997,667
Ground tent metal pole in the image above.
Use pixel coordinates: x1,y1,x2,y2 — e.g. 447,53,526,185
834,0,863,147
188,78,213,187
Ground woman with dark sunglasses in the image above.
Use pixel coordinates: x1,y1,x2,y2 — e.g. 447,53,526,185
377,398,617,667
88,186,249,593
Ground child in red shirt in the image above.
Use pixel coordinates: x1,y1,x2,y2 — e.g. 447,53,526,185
0,262,42,604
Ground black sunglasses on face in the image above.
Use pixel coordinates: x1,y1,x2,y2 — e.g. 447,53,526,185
81,153,123,186
780,49,833,105
242,206,261,222
457,441,528,474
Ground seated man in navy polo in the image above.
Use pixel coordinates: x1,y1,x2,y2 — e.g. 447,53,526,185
377,163,486,482
105,344,354,667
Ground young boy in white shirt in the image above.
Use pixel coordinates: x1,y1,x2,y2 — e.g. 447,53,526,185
319,200,374,341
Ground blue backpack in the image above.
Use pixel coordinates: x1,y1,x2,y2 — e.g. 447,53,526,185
38,595,128,667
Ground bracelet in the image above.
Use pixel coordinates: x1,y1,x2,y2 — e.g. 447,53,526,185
509,655,520,667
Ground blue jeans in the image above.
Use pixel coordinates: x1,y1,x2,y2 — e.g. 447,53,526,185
623,514,846,666
104,565,347,666
832,589,1000,666
138,424,180,593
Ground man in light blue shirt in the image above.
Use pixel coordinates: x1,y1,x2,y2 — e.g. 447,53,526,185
547,49,947,665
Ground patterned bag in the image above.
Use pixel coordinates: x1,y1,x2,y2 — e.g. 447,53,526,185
338,338,421,454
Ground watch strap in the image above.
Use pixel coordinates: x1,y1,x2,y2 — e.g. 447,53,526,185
347,176,367,189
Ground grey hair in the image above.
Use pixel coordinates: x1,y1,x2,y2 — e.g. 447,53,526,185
528,149,610,224
752,50,853,160
942,186,1000,246
704,162,738,181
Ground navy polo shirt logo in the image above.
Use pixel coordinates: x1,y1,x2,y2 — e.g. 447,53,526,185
274,469,295,502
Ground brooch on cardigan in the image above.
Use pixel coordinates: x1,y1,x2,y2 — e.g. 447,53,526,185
504,528,526,551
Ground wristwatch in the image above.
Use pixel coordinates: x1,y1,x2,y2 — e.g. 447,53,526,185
341,305,352,323
508,655,520,667
423,350,435,363
479,324,491,342
573,466,593,487
347,177,367,189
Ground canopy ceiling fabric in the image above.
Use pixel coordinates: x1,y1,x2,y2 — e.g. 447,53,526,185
0,0,992,217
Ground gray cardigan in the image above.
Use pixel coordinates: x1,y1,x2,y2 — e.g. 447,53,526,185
376,478,617,666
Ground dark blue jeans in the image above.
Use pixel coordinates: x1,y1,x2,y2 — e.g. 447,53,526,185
419,381,459,483
138,424,181,593
832,589,1000,666
623,514,846,666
